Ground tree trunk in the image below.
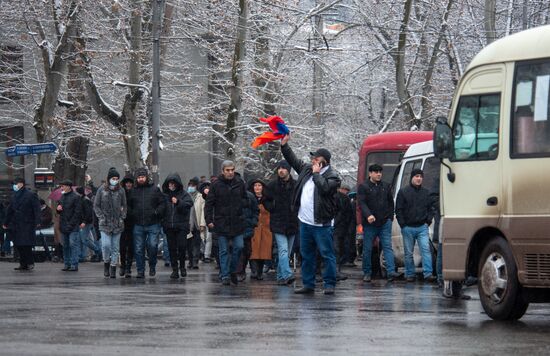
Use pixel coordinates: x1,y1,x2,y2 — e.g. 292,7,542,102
224,0,248,160
484,0,497,44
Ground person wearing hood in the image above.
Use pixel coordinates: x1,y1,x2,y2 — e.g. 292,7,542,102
57,179,83,272
395,168,436,283
162,173,194,279
248,178,271,280
263,160,299,285
205,160,248,286
119,173,135,277
3,177,41,271
127,167,165,278
94,168,127,278
186,176,205,269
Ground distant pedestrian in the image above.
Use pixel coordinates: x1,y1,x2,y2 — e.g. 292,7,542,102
187,176,205,269
395,168,436,283
199,181,213,263
357,164,400,282
280,134,341,295
127,168,165,278
76,187,101,262
57,180,82,272
3,178,41,271
264,160,298,285
248,179,271,280
236,183,259,281
120,173,135,277
334,184,354,272
162,173,193,279
205,161,248,286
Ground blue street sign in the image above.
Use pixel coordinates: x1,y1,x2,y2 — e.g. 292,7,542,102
5,143,57,157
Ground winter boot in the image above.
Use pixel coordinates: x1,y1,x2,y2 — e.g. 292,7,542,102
250,260,258,280
110,266,117,278
104,263,110,277
170,268,179,279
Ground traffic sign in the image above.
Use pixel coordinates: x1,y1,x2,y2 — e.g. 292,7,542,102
5,143,57,157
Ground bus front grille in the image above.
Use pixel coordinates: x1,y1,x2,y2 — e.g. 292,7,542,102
524,254,550,281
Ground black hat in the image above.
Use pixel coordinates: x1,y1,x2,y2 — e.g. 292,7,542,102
134,167,148,178
411,168,424,179
107,167,120,180
276,160,291,171
188,176,200,186
368,164,383,172
310,148,331,164
59,179,73,187
121,173,134,186
12,177,25,184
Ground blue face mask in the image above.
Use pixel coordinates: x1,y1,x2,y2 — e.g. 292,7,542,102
187,186,196,194
109,178,119,186
12,184,20,192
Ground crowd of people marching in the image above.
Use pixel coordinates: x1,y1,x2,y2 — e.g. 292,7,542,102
0,134,444,295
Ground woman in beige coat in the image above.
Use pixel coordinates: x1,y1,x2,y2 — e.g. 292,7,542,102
249,179,272,280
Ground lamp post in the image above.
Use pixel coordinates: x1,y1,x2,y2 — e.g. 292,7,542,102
151,0,165,185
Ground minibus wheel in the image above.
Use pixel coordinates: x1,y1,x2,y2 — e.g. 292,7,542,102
478,237,529,320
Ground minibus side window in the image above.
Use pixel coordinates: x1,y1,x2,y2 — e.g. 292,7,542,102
451,94,500,161
512,60,550,157
422,157,441,195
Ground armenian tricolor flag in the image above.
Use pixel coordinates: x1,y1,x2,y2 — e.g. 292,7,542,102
251,116,290,149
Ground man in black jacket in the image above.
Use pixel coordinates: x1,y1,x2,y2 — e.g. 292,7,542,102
357,164,400,282
127,168,165,278
162,173,193,279
205,161,248,286
57,180,82,272
334,184,354,272
395,168,435,283
280,135,341,295
264,160,298,285
120,174,135,277
3,177,41,271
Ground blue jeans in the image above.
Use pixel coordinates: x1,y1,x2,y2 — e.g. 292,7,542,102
80,224,99,259
402,224,433,278
299,222,336,289
362,219,396,278
101,231,121,266
62,231,81,268
274,233,295,281
218,234,244,280
133,224,160,273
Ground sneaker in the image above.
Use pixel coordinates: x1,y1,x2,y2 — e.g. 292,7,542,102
67,266,78,272
387,272,403,282
221,278,230,286
424,275,437,283
285,276,296,285
170,270,179,279
61,266,70,271
323,287,335,295
230,273,239,285
362,275,371,283
180,268,187,277
294,287,315,294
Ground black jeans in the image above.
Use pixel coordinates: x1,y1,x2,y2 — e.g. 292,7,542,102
120,228,134,269
166,228,187,270
187,227,201,266
17,246,34,267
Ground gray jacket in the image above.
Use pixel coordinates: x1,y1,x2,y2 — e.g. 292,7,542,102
94,184,127,234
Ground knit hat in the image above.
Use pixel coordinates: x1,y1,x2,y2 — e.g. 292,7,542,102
188,176,200,186
12,177,25,184
410,168,424,180
107,167,120,180
134,167,148,178
368,164,383,172
276,160,291,171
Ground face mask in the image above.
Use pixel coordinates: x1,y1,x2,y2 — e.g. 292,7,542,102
12,184,20,192
169,186,176,192
109,178,118,186
187,186,196,194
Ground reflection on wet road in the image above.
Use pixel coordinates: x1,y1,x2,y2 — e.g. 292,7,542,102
0,262,548,355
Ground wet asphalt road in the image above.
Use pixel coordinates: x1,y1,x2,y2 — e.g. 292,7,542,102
0,260,549,355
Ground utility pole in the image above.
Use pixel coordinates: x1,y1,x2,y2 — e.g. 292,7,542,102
151,0,165,185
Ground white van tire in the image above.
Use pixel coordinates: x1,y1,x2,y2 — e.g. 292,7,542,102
478,237,529,320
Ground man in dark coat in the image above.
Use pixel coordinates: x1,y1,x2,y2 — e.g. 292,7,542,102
3,177,41,271
120,173,135,277
205,160,248,286
395,168,435,283
264,160,299,285
127,168,165,278
334,184,354,272
57,180,82,271
162,173,193,279
280,135,341,295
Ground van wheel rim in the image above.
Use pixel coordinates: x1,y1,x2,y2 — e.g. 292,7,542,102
480,252,508,303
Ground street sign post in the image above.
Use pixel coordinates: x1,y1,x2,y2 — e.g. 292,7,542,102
5,143,57,157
